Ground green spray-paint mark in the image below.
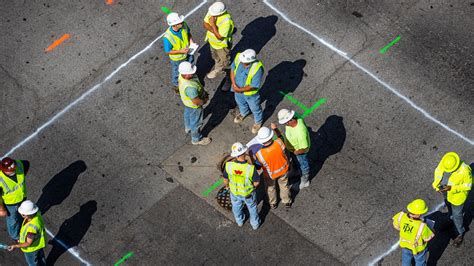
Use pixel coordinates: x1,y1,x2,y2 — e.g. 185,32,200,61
379,35,401,54
279,91,326,118
114,252,134,266
161,6,172,14
202,179,223,197
302,98,327,118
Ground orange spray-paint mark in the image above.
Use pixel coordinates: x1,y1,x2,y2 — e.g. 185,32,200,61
106,0,114,5
45,34,71,52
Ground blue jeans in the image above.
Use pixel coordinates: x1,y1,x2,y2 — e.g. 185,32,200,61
448,201,465,236
24,249,46,266
5,203,22,240
170,55,194,87
234,92,263,124
230,192,260,229
184,106,203,142
401,248,427,266
296,153,310,182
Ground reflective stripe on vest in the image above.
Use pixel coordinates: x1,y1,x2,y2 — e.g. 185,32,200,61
178,75,203,108
0,160,27,204
20,214,46,253
398,213,430,254
206,13,234,49
256,139,289,179
394,211,404,230
233,53,264,96
226,162,254,197
164,23,190,61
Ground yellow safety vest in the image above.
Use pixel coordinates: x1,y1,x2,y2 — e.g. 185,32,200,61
164,23,190,61
178,75,203,109
393,212,434,254
225,162,255,197
19,213,46,253
432,162,472,206
205,12,234,49
0,160,27,205
233,53,264,96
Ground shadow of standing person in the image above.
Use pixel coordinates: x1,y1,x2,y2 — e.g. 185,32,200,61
260,60,307,124
201,78,236,136
231,16,278,57
36,161,87,215
46,201,97,265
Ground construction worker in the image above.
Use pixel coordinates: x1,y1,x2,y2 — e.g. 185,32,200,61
276,109,311,189
7,200,47,266
392,199,434,266
230,49,264,134
163,12,195,91
254,126,292,209
203,1,234,79
432,152,472,247
222,142,261,230
178,62,211,145
0,157,27,241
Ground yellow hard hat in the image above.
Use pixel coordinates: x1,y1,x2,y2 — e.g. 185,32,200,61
407,199,428,215
441,152,461,172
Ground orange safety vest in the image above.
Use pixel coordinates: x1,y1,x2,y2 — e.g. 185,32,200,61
256,139,289,180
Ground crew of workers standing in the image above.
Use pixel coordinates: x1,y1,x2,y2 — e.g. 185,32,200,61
0,2,471,265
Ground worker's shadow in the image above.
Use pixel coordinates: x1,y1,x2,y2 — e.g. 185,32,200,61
231,15,278,57
427,163,474,265
36,161,87,215
289,115,346,197
260,60,307,124
46,200,97,265
201,78,236,137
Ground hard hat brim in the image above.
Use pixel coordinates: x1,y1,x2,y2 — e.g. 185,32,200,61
257,130,274,144
18,205,39,216
278,110,295,124
238,53,256,64
231,146,248,157
179,65,197,75
168,15,185,26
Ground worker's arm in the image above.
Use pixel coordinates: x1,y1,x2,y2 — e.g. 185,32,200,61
191,97,205,107
0,201,6,217
432,164,444,191
208,16,223,39
294,148,309,155
230,64,240,91
186,87,206,106
233,65,263,93
8,236,34,251
392,212,402,231
233,85,256,93
270,123,283,139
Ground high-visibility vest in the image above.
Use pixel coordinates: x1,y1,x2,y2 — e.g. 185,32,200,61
19,213,46,253
164,23,190,61
178,75,203,109
205,12,234,49
0,160,27,205
233,53,264,96
393,212,434,254
256,139,289,180
225,162,255,197
432,162,472,206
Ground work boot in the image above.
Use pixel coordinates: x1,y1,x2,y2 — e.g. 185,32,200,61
284,202,292,208
206,69,223,79
299,181,310,190
234,114,246,124
453,235,463,247
270,203,278,210
192,137,212,146
251,123,262,134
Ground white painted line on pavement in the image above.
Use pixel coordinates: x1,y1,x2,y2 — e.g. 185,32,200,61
263,0,473,146
1,0,208,159
45,228,91,266
367,202,444,266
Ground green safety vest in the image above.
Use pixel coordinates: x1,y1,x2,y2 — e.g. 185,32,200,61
0,160,27,205
233,53,264,96
19,213,46,253
205,12,234,49
393,212,434,255
178,75,203,109
164,23,190,61
225,161,255,197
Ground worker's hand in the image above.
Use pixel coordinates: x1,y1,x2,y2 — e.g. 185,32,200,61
441,185,452,192
7,245,15,251
233,84,242,92
181,48,190,54
270,123,278,130
209,16,216,24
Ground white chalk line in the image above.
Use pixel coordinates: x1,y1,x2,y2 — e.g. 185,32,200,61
45,228,91,266
2,0,208,159
263,0,473,146
2,1,208,265
367,202,444,266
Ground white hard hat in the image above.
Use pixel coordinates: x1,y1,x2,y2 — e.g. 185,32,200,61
18,200,39,216
178,62,197,75
231,142,248,157
278,109,295,124
256,127,274,144
239,49,257,63
167,12,185,26
209,2,226,16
